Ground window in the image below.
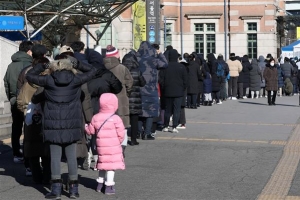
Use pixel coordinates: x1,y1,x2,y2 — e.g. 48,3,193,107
206,23,215,32
165,23,172,46
206,34,215,54
195,23,204,31
248,23,257,31
194,23,216,55
195,34,204,54
248,34,257,59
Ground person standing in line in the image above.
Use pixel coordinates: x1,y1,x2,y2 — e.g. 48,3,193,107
85,93,125,195
249,58,262,99
226,53,242,100
276,58,285,97
160,49,187,133
258,55,267,97
122,50,146,145
186,53,201,108
207,53,222,104
136,41,168,140
104,45,133,154
263,58,278,106
216,54,229,102
203,71,213,106
241,55,253,98
26,59,96,199
4,41,33,164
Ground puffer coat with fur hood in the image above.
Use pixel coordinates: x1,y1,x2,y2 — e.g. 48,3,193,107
26,59,96,144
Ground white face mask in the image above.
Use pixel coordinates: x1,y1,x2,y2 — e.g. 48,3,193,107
270,63,275,66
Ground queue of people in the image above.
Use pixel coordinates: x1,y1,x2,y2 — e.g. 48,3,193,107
4,40,300,199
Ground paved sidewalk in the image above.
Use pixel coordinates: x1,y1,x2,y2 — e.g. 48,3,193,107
1,96,300,200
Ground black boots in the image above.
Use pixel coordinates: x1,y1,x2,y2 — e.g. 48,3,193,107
68,180,80,199
208,101,212,106
45,179,62,200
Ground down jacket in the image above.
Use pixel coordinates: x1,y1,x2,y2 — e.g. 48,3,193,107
26,59,96,144
249,59,261,91
263,64,278,91
136,41,168,118
122,50,146,115
85,93,125,171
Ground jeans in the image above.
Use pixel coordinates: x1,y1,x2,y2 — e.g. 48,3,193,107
238,83,243,98
220,82,226,100
138,117,153,136
50,143,78,180
187,94,197,107
11,103,24,157
164,97,182,128
228,77,238,98
293,84,298,94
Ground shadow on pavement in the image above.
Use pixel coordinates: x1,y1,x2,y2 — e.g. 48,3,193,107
238,101,300,107
0,143,49,195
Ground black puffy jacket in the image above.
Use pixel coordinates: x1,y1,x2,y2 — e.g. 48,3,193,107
26,61,96,144
122,50,146,115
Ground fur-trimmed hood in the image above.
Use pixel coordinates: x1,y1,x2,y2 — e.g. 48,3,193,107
48,59,77,86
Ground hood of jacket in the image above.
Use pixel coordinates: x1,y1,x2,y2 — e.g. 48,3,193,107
242,55,249,63
104,56,120,70
11,51,33,63
168,49,179,62
136,41,157,58
251,58,258,66
49,59,76,86
284,77,292,84
99,93,118,113
87,50,105,70
258,56,265,62
122,50,139,70
207,53,216,64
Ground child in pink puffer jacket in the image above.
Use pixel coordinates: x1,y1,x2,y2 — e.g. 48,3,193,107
85,93,125,195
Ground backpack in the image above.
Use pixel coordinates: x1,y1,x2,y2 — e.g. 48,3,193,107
216,62,225,77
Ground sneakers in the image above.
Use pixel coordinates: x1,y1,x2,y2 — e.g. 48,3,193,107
216,101,222,105
242,96,247,99
14,156,24,164
231,97,237,100
172,128,179,133
25,168,32,176
105,185,115,195
143,134,155,140
162,127,169,132
177,124,186,129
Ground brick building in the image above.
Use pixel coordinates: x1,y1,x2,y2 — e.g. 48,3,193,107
81,0,285,59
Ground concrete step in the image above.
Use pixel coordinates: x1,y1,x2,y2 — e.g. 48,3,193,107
0,123,11,138
0,113,12,124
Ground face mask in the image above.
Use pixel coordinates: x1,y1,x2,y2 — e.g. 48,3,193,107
270,63,275,66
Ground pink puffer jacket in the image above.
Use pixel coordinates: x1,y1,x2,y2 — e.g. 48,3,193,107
85,93,125,170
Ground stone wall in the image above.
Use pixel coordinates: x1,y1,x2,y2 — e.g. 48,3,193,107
0,37,19,109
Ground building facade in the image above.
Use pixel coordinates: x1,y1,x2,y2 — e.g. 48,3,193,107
81,0,285,59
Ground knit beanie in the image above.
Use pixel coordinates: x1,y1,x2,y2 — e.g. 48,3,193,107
106,45,120,58
59,45,74,55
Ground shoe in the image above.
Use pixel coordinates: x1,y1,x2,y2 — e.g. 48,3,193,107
243,96,247,99
208,101,212,106
177,124,186,129
68,180,80,199
231,97,237,100
45,179,62,199
162,127,169,132
96,182,104,193
217,102,222,105
14,156,24,164
25,168,32,176
105,185,115,195
82,157,90,170
128,141,139,146
172,128,179,133
255,97,258,99
272,102,276,106
143,134,155,140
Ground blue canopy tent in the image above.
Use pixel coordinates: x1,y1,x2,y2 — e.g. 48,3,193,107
281,40,300,58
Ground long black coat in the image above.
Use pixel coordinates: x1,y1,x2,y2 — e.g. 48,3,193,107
122,50,146,115
160,49,188,98
187,60,201,94
263,65,278,91
26,61,96,144
241,56,253,88
207,53,221,92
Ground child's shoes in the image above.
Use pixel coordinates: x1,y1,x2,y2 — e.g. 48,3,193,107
105,185,115,195
96,182,104,193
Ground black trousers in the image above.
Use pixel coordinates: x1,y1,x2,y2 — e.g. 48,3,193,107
129,114,139,142
164,97,182,128
179,107,186,125
212,91,220,103
187,94,197,107
11,104,24,157
267,91,277,105
228,77,238,98
29,156,51,183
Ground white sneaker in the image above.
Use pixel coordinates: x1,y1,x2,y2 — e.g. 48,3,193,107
217,101,222,105
25,168,32,176
243,96,247,99
162,127,169,132
177,124,186,129
14,156,24,164
255,97,258,99
231,97,237,100
172,128,179,133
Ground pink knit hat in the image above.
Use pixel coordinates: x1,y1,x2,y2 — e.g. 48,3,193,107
106,45,120,58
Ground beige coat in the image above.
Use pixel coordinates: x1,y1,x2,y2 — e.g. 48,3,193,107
227,59,243,77
104,57,133,128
